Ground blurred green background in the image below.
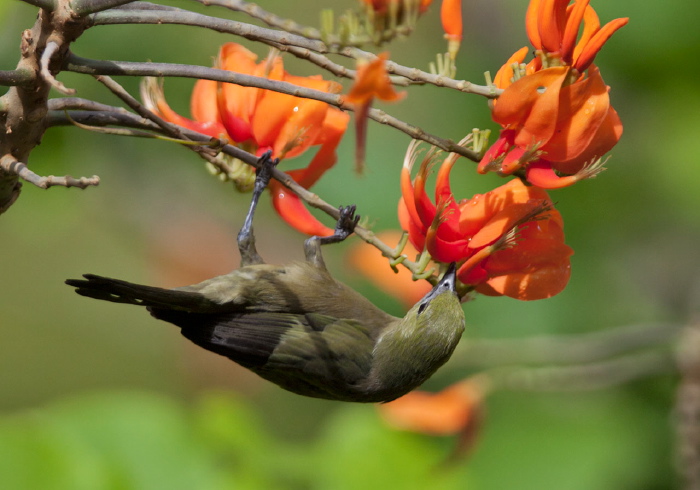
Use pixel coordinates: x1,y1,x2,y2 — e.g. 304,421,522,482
1,0,697,488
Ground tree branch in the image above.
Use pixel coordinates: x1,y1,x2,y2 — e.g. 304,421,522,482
0,154,99,189
456,322,683,368
189,0,322,40
64,54,480,160
487,349,674,392
40,41,76,94
90,3,327,53
70,0,138,16
0,69,35,87
90,2,496,97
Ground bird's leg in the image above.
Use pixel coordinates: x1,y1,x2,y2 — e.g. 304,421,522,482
304,205,360,269
238,151,279,266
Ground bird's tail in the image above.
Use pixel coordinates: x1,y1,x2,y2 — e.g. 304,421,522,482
65,274,213,311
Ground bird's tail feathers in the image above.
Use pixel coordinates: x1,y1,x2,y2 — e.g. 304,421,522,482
65,274,211,311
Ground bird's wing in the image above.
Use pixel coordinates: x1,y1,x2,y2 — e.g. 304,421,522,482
157,309,375,398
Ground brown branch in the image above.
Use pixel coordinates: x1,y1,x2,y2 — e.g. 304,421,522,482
0,6,90,213
48,96,133,113
0,70,35,87
40,41,76,95
64,54,480,161
269,43,411,86
190,0,323,40
90,3,327,52
71,0,139,16
91,3,495,97
0,154,99,189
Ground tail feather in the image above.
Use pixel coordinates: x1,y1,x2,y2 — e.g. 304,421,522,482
65,274,216,311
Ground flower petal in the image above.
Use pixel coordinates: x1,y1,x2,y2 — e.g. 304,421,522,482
540,65,612,163
441,0,463,41
477,238,573,300
269,179,333,236
293,108,350,188
493,47,529,91
561,0,591,64
492,66,570,149
573,17,629,72
537,0,569,54
345,53,406,105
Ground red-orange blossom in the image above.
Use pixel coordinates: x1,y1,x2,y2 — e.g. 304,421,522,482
479,0,628,189
142,43,350,236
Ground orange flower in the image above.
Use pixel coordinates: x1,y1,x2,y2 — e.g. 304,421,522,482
345,53,405,172
441,0,462,59
380,379,480,435
379,378,484,460
348,230,432,308
525,0,629,72
142,43,350,236
400,142,572,300
478,0,627,189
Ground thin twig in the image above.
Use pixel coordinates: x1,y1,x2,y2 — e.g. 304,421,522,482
70,0,139,16
91,2,495,97
455,322,682,368
190,0,322,40
486,349,674,392
341,46,501,98
90,4,327,53
92,74,185,137
48,97,133,113
0,154,99,189
268,43,411,86
47,109,161,130
64,54,480,161
40,41,76,95
91,75,233,174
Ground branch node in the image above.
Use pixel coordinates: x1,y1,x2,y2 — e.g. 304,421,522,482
40,41,76,95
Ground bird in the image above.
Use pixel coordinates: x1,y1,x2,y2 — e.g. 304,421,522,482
66,151,466,403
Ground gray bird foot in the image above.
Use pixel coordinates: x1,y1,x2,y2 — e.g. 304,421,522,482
237,151,280,266
253,150,279,192
319,205,360,246
335,205,360,239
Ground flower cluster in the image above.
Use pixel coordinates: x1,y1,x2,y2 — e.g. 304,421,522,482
399,141,572,300
142,43,349,236
478,0,628,188
393,0,625,301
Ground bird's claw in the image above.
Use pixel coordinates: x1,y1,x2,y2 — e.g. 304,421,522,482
254,150,280,191
335,205,360,237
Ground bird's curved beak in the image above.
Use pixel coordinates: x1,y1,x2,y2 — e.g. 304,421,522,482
437,262,457,293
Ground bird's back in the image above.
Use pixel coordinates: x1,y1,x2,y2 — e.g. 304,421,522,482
173,261,396,333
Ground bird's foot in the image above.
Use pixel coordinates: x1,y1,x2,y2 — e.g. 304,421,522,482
237,151,279,266
253,150,279,193
319,205,360,245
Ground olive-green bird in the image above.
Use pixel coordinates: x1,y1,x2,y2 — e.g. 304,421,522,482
66,152,465,403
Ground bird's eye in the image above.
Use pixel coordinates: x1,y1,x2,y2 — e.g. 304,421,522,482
417,302,428,315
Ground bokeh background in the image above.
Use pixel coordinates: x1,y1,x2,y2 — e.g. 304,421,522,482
1,0,698,488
